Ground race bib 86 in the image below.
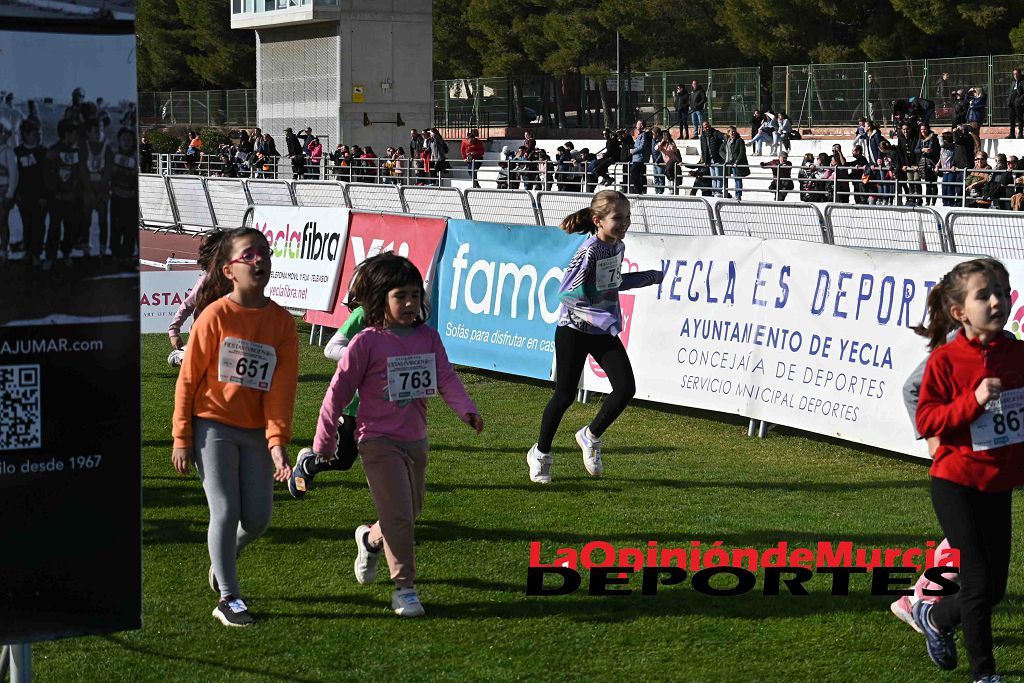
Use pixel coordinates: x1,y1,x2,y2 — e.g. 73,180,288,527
970,387,1024,451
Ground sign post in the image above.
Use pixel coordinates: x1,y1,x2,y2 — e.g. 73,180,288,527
0,0,142,660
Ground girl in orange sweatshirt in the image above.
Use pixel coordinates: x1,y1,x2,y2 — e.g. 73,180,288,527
172,227,299,627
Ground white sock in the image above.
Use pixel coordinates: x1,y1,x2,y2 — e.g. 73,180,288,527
586,427,599,441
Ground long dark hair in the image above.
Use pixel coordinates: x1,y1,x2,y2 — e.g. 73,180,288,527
194,227,268,313
915,258,1009,349
349,252,428,328
560,189,628,234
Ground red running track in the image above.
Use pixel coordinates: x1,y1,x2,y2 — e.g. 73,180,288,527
140,230,202,271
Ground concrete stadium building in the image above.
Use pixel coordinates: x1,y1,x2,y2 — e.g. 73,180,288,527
231,0,432,153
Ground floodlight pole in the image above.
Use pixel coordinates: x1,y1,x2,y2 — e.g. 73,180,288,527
10,644,31,683
616,31,621,130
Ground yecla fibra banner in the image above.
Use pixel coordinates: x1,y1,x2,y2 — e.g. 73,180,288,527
252,206,349,311
433,220,585,380
0,2,141,642
582,234,970,457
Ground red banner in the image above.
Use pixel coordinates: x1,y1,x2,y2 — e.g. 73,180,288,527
304,212,447,328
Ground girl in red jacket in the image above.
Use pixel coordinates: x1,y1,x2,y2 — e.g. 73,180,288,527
912,257,1024,682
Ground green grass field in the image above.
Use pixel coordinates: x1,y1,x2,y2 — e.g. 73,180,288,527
30,329,1024,682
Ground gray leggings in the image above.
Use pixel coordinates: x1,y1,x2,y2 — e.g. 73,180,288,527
193,418,274,599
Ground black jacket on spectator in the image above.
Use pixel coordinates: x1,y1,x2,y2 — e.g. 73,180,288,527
689,86,707,113
895,134,916,180
674,91,688,113
699,128,726,164
1009,76,1024,106
285,132,303,157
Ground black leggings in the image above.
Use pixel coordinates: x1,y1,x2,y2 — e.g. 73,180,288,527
930,477,1012,678
537,325,635,453
308,414,359,473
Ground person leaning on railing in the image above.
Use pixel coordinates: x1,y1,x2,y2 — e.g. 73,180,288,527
965,152,993,206
461,129,485,189
850,145,870,204
760,150,793,201
656,129,681,191
935,132,960,207
915,123,941,206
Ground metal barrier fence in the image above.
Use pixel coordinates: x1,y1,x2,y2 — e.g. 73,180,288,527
150,154,1024,210
773,54,1024,127
137,174,1024,261
716,201,827,243
825,205,945,252
139,90,258,128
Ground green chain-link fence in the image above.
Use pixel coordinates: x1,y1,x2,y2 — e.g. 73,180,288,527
139,90,258,128
433,67,760,130
773,54,1024,127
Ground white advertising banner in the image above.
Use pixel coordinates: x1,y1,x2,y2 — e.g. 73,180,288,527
140,270,204,334
251,206,350,311
583,234,977,457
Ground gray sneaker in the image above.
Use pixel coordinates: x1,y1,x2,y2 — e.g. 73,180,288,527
527,444,552,484
391,587,425,617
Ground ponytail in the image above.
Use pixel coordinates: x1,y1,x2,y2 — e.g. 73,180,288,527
915,257,1010,350
560,189,629,234
561,207,596,234
914,277,957,350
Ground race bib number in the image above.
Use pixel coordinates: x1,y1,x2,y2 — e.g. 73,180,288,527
218,337,277,391
387,353,437,401
595,253,623,292
970,387,1024,451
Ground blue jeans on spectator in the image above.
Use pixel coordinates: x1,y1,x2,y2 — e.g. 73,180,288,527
653,164,665,194
752,132,773,155
942,171,962,206
710,163,723,195
728,166,744,200
691,110,705,133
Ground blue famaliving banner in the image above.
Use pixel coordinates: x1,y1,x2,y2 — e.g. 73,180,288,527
432,220,586,380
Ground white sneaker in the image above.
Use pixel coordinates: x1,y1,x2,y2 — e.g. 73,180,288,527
575,427,603,477
353,524,382,585
527,444,552,484
391,587,425,617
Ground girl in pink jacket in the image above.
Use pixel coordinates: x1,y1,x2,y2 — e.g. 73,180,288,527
312,253,483,617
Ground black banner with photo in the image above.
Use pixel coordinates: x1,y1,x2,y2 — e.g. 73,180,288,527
0,1,141,643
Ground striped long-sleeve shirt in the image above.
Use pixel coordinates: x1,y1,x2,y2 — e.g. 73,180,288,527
556,235,662,336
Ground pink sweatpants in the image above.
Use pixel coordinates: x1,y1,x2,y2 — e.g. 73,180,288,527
360,437,429,588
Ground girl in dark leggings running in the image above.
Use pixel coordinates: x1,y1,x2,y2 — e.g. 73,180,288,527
527,190,663,483
912,258,1024,682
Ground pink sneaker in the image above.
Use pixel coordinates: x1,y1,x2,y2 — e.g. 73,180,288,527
890,595,923,634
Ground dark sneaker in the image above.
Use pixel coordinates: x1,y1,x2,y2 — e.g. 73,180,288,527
212,596,254,627
974,676,1004,683
912,600,956,670
287,448,316,499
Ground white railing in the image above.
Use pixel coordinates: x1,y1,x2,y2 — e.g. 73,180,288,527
138,173,1024,257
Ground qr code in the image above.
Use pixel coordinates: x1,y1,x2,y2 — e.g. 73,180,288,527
1,364,41,451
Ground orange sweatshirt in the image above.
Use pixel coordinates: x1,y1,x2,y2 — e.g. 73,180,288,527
172,296,299,449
